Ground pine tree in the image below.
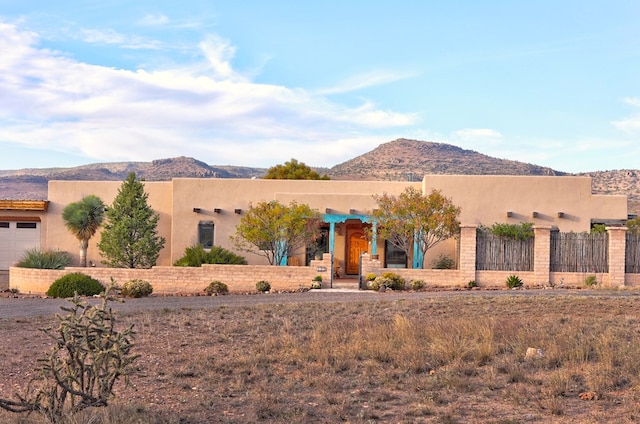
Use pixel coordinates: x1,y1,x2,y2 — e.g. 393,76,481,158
98,172,165,268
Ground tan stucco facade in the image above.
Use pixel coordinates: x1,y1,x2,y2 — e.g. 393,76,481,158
423,175,627,231
35,174,628,272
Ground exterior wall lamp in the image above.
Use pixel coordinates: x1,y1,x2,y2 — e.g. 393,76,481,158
234,208,242,214
193,207,201,213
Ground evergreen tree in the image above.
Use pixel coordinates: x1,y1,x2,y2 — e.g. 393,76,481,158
98,172,165,268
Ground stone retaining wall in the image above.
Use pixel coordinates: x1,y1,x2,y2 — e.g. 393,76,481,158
10,256,332,295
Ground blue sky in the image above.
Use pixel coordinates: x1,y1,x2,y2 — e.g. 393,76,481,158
0,1,639,173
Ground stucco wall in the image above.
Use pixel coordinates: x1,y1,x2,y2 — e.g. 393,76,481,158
46,181,173,267
44,175,629,272
422,175,628,232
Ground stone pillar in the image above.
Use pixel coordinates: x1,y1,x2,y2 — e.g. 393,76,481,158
458,225,477,284
533,226,552,287
607,226,627,287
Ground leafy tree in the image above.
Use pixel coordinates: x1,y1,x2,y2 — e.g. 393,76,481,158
264,158,329,180
98,172,165,268
233,200,322,265
627,217,640,236
62,195,105,267
372,187,461,269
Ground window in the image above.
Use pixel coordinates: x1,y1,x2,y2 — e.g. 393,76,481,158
17,222,37,229
0,222,8,228
198,221,214,248
384,240,407,268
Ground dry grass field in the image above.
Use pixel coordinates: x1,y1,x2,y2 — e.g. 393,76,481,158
2,292,640,423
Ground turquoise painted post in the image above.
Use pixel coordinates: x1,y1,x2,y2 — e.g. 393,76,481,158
371,221,378,255
413,238,421,269
278,239,287,266
329,222,336,253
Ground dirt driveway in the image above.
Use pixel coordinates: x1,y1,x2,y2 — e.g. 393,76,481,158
2,288,638,319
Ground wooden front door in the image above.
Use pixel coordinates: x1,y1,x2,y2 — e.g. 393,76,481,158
347,231,368,274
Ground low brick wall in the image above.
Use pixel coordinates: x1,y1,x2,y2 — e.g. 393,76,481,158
10,256,332,295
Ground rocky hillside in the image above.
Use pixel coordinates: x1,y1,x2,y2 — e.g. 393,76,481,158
329,138,564,180
0,139,637,213
0,157,265,200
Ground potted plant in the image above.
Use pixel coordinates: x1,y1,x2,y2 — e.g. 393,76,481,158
311,275,323,289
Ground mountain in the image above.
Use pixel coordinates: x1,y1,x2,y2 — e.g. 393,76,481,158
329,138,564,180
0,139,638,213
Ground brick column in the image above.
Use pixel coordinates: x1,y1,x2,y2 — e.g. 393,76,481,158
533,226,552,287
459,225,477,285
607,226,627,287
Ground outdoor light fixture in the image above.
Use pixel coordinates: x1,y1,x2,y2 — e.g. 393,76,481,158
234,208,242,214
557,211,564,218
506,211,513,217
193,207,201,213
214,208,221,213
349,209,356,215
325,208,332,214
532,211,539,218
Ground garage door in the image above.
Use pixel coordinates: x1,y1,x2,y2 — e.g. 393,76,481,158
0,221,41,270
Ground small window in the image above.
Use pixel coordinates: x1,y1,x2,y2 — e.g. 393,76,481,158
198,221,214,248
385,240,407,268
0,222,9,228
17,222,37,229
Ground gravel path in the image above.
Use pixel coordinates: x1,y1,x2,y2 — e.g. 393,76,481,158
2,288,639,319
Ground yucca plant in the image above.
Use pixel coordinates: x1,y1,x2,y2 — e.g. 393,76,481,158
17,248,71,269
506,274,523,289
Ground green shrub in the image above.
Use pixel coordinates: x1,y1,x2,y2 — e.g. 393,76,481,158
506,274,523,289
17,248,71,269
256,280,271,292
410,279,426,290
480,222,534,240
368,278,382,291
313,275,323,282
467,280,478,289
205,280,229,295
584,275,598,287
120,279,153,298
590,224,607,234
47,273,105,298
174,245,247,266
373,272,406,291
432,254,455,269
365,273,377,281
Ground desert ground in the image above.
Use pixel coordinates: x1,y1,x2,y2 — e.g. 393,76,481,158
2,288,640,423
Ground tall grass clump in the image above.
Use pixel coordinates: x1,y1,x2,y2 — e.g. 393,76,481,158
17,248,71,270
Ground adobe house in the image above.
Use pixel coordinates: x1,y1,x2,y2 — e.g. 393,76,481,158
33,174,627,274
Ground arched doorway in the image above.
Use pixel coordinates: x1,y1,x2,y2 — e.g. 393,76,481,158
347,229,368,274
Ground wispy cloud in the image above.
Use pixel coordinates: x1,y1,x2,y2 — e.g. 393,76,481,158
138,14,170,26
0,22,415,167
317,69,418,95
612,97,640,132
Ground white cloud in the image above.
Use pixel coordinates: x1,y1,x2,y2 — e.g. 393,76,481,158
317,69,418,95
0,22,416,168
451,128,504,145
611,97,640,133
138,14,170,26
